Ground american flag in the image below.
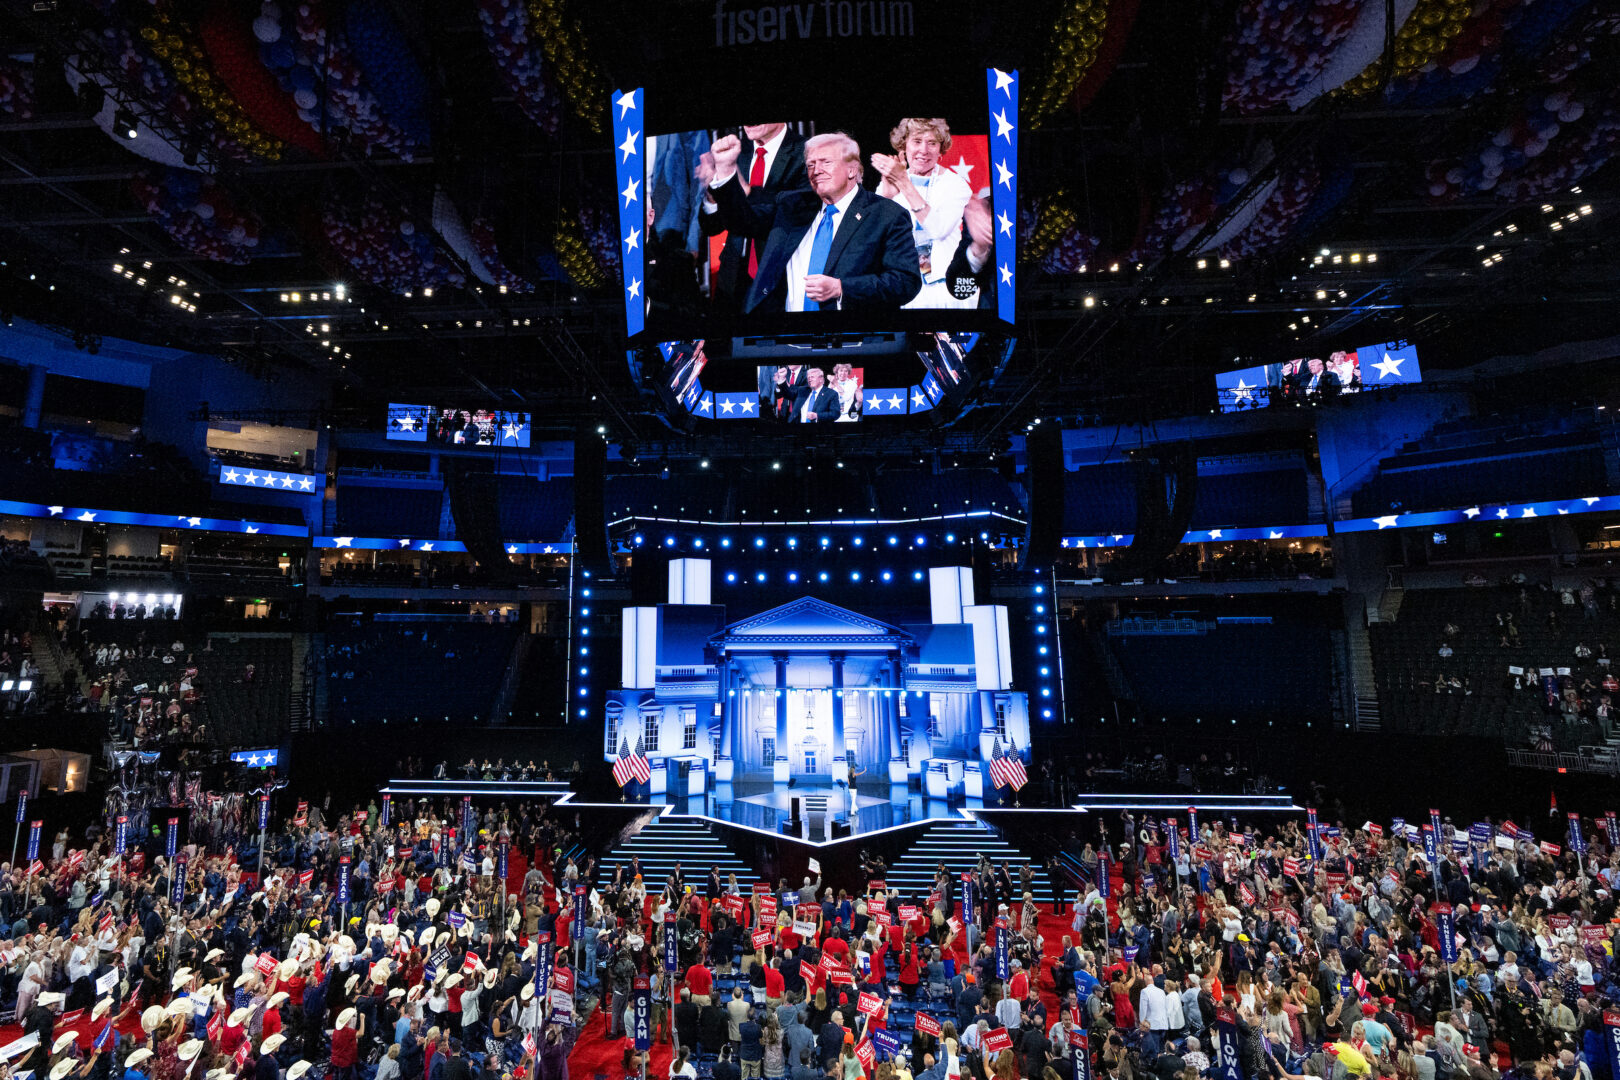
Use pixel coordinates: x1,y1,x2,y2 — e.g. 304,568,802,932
612,737,651,787
988,738,1028,790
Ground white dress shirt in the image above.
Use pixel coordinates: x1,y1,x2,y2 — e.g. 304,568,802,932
1138,982,1170,1031
783,184,859,311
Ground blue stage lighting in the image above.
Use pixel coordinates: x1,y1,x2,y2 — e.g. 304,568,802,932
787,537,798,548
580,608,590,616
881,571,892,581
914,535,926,546
1036,624,1047,634
1040,687,1051,697
946,533,956,543
850,571,862,582
578,708,587,717
634,534,645,546
912,571,924,581
1038,645,1047,655
756,572,767,582
726,572,737,582
1034,604,1045,614
788,572,799,583
1042,709,1052,718
665,536,676,547
694,539,704,549
887,535,898,546
818,571,829,582
582,589,591,597
820,536,830,546
1034,584,1044,594
579,667,589,676
579,647,588,655
754,537,765,548
580,627,590,636
1040,667,1049,676
578,687,589,696
721,537,732,548
852,536,864,547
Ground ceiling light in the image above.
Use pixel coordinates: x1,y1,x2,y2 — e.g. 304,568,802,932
113,108,138,140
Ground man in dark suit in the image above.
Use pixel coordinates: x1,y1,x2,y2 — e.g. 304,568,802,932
701,123,810,312
943,193,996,309
705,131,920,315
793,368,840,424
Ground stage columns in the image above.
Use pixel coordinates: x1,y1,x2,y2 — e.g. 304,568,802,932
773,653,790,783
716,661,735,783
831,654,848,784
886,655,908,783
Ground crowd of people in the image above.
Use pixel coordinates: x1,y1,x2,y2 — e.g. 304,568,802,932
2,786,1617,1080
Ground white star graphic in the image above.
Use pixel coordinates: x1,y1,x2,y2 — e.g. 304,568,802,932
1521,507,1537,518
1269,531,1283,540
1584,497,1600,505
243,472,259,485
1061,539,1071,548
621,177,640,206
1372,351,1405,380
948,156,974,183
186,517,201,527
395,414,417,431
78,511,96,522
998,263,1013,285
334,537,353,548
507,545,518,554
865,393,882,411
280,475,294,488
626,277,641,299
1112,534,1124,542
1077,539,1087,548
995,159,1014,188
996,210,1013,237
993,109,1014,140
615,90,637,118
419,542,434,551
1496,508,1509,519
244,525,259,534
47,506,62,516
1463,507,1480,518
1373,516,1399,530
1230,379,1254,403
299,477,313,491
503,421,524,441
398,538,412,547
246,753,259,766
618,129,639,162
543,545,554,554
223,469,240,483
697,397,712,413
887,394,902,411
912,391,926,407
740,399,756,414
992,68,1015,95
623,227,640,253
1557,508,1569,515
720,399,735,414
1208,529,1223,540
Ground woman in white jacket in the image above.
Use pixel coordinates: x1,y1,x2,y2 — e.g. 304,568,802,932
872,118,975,310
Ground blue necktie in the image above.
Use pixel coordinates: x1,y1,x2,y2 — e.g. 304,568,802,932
802,202,840,311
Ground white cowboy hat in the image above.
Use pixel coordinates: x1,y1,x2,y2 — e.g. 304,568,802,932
278,959,300,980
261,1034,286,1055
336,1008,357,1029
203,948,224,962
365,923,380,939
418,926,436,948
521,942,537,961
267,992,289,1010
177,1039,205,1061
381,924,399,942
287,1062,312,1080
425,898,441,917
435,929,451,949
234,972,258,988
170,971,194,990
165,998,195,1017
520,983,535,1002
140,1005,165,1033
38,991,65,1009
91,997,112,1020
52,1032,78,1054
370,959,392,982
337,934,356,953
386,987,406,1000
228,1007,250,1027
125,1049,155,1069
443,973,462,989
344,974,360,995
50,1059,76,1080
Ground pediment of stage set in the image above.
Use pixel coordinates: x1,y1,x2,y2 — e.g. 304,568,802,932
714,596,915,648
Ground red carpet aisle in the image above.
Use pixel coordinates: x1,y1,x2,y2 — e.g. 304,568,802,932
566,998,674,1080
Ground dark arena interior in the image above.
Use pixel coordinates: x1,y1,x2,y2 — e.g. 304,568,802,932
4,3,1620,1080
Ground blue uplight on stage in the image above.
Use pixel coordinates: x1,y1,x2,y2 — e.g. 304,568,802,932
754,537,765,548
787,538,798,548
756,572,766,582
887,536,898,545
818,571,829,582
726,572,737,582
665,536,676,547
1035,604,1045,614
881,571,892,581
634,534,645,546
913,571,924,581
852,536,864,547
915,536,926,546
694,539,704,549
788,572,799,582
721,537,732,548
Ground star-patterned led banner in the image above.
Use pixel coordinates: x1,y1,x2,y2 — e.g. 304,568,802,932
314,536,576,553
612,87,646,337
1334,494,1620,533
0,498,305,537
987,67,1018,326
217,466,319,492
229,749,280,767
1216,341,1421,412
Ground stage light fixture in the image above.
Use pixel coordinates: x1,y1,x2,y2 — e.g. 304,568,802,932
912,571,924,581
721,537,732,548
633,534,644,545
887,535,898,546
726,572,737,582
852,536,864,547
850,571,861,581
1038,645,1048,655
113,108,138,139
756,572,766,582
818,572,829,582
881,571,892,581
1043,709,1052,718
693,539,704,549
788,572,798,583
701,459,710,468
819,536,830,546
664,536,676,547
754,537,765,548
914,535,926,546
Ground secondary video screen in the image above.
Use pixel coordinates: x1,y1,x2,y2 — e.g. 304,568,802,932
645,119,993,322
387,405,532,447
758,363,866,423
1215,341,1421,413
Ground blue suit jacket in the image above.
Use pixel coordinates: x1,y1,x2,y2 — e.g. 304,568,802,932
709,175,921,315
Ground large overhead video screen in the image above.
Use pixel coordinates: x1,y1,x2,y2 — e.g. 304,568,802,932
611,70,1019,338
387,405,532,447
1215,341,1422,413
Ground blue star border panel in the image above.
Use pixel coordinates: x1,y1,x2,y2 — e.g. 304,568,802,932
613,89,647,337
988,67,1018,326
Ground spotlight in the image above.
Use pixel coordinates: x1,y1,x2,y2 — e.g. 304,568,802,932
113,108,138,139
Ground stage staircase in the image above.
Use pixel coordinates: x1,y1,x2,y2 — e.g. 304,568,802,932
599,814,759,886
883,817,1050,900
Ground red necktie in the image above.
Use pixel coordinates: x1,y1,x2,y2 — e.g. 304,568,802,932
747,145,768,278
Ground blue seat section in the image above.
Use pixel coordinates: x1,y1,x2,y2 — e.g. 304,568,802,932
324,621,520,724
494,475,574,540
335,483,444,537
1190,468,1309,528
874,469,1026,518
1061,462,1137,534
1105,621,1332,720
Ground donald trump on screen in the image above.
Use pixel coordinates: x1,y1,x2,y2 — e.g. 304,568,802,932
701,131,921,315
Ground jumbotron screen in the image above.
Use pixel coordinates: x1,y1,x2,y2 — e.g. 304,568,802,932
611,71,1020,338
387,405,532,447
1215,340,1422,413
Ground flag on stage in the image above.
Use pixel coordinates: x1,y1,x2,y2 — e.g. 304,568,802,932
989,738,1028,790
612,737,651,787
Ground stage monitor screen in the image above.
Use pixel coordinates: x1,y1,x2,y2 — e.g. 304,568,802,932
1215,340,1422,413
611,71,1020,338
387,404,532,447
